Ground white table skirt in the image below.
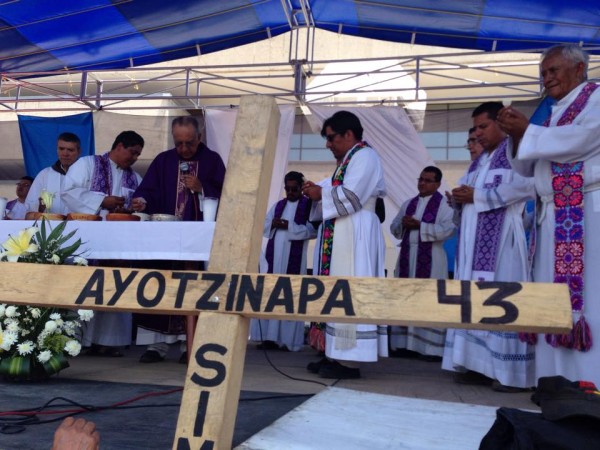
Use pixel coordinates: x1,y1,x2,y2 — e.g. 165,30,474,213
0,220,215,261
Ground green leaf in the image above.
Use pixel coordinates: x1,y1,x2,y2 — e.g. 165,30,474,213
0,355,32,377
42,353,69,376
46,220,67,243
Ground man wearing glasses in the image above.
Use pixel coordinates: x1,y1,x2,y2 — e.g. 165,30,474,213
389,166,455,361
250,171,317,352
132,116,226,364
302,111,387,379
466,127,484,161
5,176,33,219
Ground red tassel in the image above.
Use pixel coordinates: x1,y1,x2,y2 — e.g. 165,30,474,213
518,332,537,345
572,315,593,352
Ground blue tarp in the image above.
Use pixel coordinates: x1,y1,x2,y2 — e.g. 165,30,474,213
0,1,598,73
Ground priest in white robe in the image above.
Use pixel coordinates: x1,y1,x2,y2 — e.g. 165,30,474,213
499,44,600,385
443,102,536,391
390,166,455,358
302,111,387,380
63,130,144,355
250,171,317,351
25,132,81,215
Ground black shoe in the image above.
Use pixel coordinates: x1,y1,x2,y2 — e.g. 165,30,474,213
307,357,329,374
139,350,164,363
417,354,443,363
491,380,532,393
453,370,492,386
389,348,420,359
318,361,361,379
256,340,280,350
178,352,188,364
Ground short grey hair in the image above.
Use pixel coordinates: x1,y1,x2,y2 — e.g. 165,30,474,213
542,44,589,79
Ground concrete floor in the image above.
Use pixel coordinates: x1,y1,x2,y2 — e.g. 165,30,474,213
65,342,538,411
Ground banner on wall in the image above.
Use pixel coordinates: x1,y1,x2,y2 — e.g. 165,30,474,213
18,113,95,178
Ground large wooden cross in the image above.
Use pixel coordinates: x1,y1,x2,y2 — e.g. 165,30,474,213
0,96,571,450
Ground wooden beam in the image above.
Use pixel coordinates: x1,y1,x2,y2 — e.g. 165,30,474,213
0,263,572,333
173,95,281,449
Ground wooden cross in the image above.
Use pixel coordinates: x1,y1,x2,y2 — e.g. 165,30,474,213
0,96,572,450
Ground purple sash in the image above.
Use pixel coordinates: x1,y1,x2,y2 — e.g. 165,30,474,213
544,82,598,351
265,196,312,274
471,138,511,278
397,191,443,278
90,153,139,196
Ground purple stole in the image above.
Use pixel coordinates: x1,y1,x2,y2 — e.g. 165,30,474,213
318,142,366,276
90,153,139,196
175,160,200,220
544,82,598,351
397,191,443,278
470,138,511,279
264,196,311,274
6,199,17,213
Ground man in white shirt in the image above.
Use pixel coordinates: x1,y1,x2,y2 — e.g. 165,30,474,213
25,132,81,215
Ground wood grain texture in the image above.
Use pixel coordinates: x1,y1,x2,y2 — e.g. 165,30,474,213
0,264,572,333
173,95,281,449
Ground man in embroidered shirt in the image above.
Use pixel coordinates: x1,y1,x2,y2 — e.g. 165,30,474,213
25,132,81,215
5,176,33,219
443,102,536,392
389,166,455,360
498,44,600,385
250,171,317,352
62,130,144,357
302,110,387,379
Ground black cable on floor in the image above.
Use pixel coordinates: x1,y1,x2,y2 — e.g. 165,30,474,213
257,320,330,387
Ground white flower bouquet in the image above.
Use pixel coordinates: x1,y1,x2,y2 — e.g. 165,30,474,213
0,218,93,380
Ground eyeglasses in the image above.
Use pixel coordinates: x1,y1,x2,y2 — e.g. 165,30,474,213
417,177,438,184
284,186,300,192
325,133,340,143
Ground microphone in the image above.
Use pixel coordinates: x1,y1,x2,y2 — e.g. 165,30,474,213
180,161,194,193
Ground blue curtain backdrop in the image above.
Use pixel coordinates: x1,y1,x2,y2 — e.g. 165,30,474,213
18,112,95,178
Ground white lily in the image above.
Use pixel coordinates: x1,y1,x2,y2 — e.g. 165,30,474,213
1,227,39,262
40,190,54,211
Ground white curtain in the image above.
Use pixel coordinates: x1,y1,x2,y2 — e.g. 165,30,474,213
205,104,295,216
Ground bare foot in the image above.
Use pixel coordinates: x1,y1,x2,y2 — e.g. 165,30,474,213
51,417,100,450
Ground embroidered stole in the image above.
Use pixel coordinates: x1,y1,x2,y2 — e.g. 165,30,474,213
90,153,139,196
265,196,312,274
470,138,511,280
175,160,199,220
544,82,598,351
318,142,366,276
398,191,443,278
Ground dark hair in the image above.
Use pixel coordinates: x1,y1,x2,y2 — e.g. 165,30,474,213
321,111,363,141
21,176,34,183
284,171,304,185
172,116,200,135
472,102,503,121
111,131,144,150
422,166,442,182
468,127,476,134
57,132,81,149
